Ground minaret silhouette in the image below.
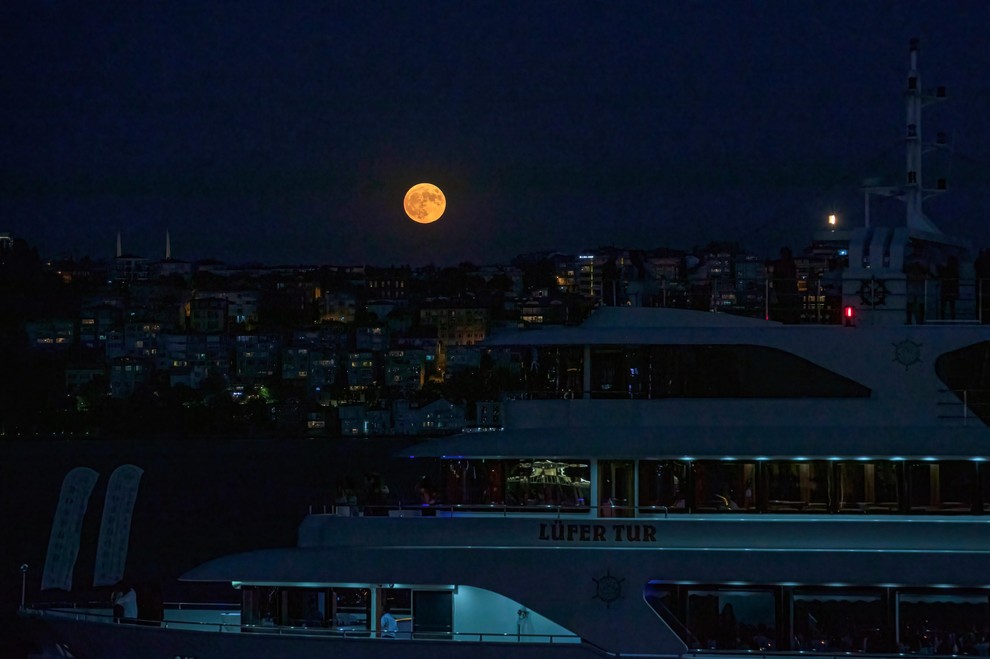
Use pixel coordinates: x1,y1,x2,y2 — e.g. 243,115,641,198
116,232,122,258
165,230,171,260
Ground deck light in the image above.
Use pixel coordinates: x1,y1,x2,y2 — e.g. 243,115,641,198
828,214,837,229
843,306,856,326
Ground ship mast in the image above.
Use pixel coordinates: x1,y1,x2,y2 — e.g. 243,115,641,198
863,38,947,234
904,38,944,234
841,38,969,326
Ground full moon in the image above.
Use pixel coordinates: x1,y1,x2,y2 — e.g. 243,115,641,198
403,183,446,224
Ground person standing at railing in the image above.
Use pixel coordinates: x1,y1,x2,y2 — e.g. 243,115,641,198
905,257,931,324
771,247,801,324
112,581,138,623
938,255,960,321
380,605,398,638
517,607,532,641
364,472,390,516
417,476,438,516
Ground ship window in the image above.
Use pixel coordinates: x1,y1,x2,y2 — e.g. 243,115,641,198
333,587,370,629
590,347,648,398
285,588,331,628
793,589,884,652
441,458,590,511
685,588,776,650
492,343,870,400
240,586,340,629
380,587,411,613
506,458,590,509
646,345,870,399
648,582,990,653
240,586,273,627
765,461,830,513
638,460,690,514
516,346,583,398
837,461,899,513
599,460,635,517
898,592,990,653
442,459,505,506
907,461,974,513
694,461,757,512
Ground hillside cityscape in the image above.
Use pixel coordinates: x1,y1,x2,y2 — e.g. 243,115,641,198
1,228,987,439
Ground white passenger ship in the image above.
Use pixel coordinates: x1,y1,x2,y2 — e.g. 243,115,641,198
20,39,990,659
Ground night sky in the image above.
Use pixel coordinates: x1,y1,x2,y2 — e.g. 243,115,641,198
3,1,990,267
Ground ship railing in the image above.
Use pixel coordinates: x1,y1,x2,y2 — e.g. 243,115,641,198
243,627,582,643
936,387,990,426
682,653,965,659
314,502,597,518
766,274,988,325
22,603,242,633
311,502,673,519
23,600,239,611
308,500,683,520
635,505,671,518
23,604,583,644
244,627,582,644
366,629,582,643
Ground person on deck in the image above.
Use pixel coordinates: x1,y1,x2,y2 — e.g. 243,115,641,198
113,582,138,623
938,255,960,320
380,605,398,638
904,257,931,324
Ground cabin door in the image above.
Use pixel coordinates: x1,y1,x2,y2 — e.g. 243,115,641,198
413,590,453,639
599,460,635,517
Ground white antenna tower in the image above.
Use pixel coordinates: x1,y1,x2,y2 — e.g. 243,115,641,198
863,38,948,233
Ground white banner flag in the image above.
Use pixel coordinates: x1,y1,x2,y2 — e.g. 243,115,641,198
93,464,144,588
41,467,100,592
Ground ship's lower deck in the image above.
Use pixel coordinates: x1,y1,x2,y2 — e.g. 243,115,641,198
23,570,990,659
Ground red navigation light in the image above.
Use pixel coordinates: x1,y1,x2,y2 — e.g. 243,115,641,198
843,306,856,326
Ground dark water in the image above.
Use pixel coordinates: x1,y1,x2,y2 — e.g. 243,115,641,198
0,436,431,657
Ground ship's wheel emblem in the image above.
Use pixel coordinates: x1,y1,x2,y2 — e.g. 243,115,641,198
592,569,623,608
858,278,889,306
893,339,923,370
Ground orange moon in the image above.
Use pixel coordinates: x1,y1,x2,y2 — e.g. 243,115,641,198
403,183,446,224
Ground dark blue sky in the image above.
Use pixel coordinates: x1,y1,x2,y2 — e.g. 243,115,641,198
3,1,989,266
